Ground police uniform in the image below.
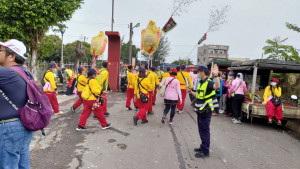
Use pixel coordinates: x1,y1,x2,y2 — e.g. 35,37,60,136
194,77,218,157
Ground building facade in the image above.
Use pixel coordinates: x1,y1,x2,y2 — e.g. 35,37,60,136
197,44,229,65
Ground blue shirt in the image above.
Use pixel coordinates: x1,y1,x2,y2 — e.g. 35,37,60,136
213,78,224,97
0,66,28,120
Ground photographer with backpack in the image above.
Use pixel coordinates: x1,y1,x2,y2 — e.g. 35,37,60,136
0,39,37,168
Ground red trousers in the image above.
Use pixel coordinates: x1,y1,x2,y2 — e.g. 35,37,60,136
136,99,149,120
73,92,83,109
78,100,108,127
177,89,187,111
102,93,107,113
126,88,137,108
266,100,283,120
45,91,59,113
152,89,157,104
148,91,153,113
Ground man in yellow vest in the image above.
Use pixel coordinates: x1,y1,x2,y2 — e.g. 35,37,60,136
96,62,109,117
62,68,77,96
151,66,159,105
157,66,164,82
71,66,88,113
176,65,192,114
125,65,138,110
189,65,220,158
146,63,155,114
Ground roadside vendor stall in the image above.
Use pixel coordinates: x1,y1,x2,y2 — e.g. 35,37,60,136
228,59,300,127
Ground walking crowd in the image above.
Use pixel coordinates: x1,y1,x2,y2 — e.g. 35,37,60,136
0,39,286,168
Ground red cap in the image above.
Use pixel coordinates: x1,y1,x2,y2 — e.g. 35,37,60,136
271,78,279,83
171,68,177,73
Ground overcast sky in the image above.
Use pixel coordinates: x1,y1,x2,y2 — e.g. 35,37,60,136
49,0,300,64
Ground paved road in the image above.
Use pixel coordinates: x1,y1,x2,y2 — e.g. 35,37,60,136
30,93,300,169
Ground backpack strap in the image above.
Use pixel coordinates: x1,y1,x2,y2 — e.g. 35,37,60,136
137,78,147,92
166,78,176,89
8,66,33,82
77,75,86,88
87,78,101,99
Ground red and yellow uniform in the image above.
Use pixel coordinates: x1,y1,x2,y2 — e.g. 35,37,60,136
73,74,88,109
157,70,164,81
263,86,282,120
134,77,152,120
78,78,108,128
147,71,155,113
96,68,109,114
152,72,159,104
176,71,192,111
44,70,59,114
126,71,138,109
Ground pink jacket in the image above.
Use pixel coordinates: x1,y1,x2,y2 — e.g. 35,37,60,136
160,76,182,102
228,79,247,95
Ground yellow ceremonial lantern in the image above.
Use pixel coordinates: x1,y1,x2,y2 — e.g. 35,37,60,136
141,20,161,55
90,31,108,56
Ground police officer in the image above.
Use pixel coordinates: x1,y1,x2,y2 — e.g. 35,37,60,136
189,64,220,158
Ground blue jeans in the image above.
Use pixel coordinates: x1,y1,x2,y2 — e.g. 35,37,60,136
0,120,34,169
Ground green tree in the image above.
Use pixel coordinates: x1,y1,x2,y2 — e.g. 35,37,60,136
262,37,299,62
142,35,171,67
286,22,300,33
171,58,193,65
0,0,83,79
120,36,140,64
38,35,61,62
64,41,93,64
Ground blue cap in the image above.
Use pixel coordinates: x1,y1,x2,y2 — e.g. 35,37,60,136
139,68,146,73
88,68,96,75
78,67,83,72
50,62,56,68
198,66,208,73
181,65,186,69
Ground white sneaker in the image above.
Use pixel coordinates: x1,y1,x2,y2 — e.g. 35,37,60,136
232,118,236,121
219,110,224,114
54,111,63,115
233,119,241,124
178,110,183,114
176,108,179,112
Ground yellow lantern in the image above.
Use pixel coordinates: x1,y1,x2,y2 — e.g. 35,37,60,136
90,31,108,56
141,20,161,55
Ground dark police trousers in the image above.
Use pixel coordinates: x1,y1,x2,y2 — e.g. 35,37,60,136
197,112,212,154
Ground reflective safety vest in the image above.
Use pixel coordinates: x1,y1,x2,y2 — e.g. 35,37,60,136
195,78,217,111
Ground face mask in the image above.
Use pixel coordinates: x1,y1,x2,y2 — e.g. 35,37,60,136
228,76,232,80
270,82,277,86
197,74,201,79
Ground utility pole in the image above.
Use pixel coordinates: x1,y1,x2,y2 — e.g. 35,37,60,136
128,22,140,65
60,28,66,68
128,23,133,64
111,0,114,31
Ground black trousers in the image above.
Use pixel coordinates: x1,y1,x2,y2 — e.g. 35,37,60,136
66,79,77,95
232,94,244,119
164,104,176,120
226,97,233,114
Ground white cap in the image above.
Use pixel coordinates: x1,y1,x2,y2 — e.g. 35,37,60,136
0,39,27,60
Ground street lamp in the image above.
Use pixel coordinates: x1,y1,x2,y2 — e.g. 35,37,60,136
128,22,140,64
59,26,66,68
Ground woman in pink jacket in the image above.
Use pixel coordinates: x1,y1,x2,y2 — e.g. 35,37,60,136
228,73,247,124
160,68,182,124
